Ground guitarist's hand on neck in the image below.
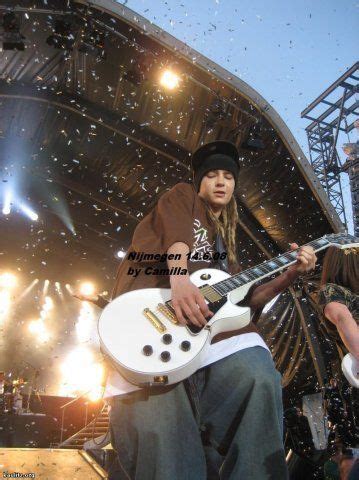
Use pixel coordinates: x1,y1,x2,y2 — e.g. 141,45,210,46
287,243,317,275
247,243,317,311
167,241,214,328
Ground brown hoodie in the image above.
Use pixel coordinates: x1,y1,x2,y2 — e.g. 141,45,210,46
110,182,262,343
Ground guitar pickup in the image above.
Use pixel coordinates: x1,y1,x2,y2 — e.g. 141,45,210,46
143,308,167,333
157,303,179,324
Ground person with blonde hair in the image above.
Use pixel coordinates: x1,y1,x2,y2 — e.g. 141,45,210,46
80,141,317,479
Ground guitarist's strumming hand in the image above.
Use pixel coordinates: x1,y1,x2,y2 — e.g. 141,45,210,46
167,241,213,328
170,276,213,328
287,243,317,275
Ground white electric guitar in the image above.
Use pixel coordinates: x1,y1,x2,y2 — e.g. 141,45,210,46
98,233,358,387
342,354,359,388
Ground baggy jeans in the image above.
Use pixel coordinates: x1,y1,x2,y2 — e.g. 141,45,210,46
107,346,289,480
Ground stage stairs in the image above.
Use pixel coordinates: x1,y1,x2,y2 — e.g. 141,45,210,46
58,403,110,450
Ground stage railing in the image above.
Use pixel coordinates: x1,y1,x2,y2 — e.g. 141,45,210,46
59,390,92,444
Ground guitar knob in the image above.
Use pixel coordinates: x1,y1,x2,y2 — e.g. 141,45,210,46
200,273,211,280
162,334,172,344
142,345,153,356
160,351,171,362
180,340,191,351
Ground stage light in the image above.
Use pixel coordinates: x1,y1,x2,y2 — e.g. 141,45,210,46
55,282,63,296
59,347,104,398
0,272,17,289
28,319,49,342
17,279,39,302
1,12,25,51
46,18,75,51
20,204,38,222
39,331,50,342
42,302,52,313
65,284,74,296
28,319,40,333
0,290,11,320
88,386,105,402
40,296,53,320
123,68,145,86
78,24,106,60
79,282,95,296
44,296,54,310
123,57,152,86
43,279,50,296
160,69,180,90
76,302,94,342
2,190,12,215
242,123,265,151
2,205,10,215
117,250,126,259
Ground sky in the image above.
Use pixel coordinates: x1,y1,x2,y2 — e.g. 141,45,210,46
116,0,358,232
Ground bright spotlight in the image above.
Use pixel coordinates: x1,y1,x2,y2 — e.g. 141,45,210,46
55,282,63,296
28,319,41,333
43,279,50,296
20,204,38,221
59,346,104,398
77,302,95,342
117,250,126,259
0,272,17,289
88,386,104,402
2,205,10,215
160,69,180,90
2,12,25,51
65,284,73,295
17,279,39,302
44,296,54,310
2,190,12,215
28,319,49,342
79,282,95,296
0,290,11,320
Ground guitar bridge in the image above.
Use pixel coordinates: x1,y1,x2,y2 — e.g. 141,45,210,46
143,308,167,333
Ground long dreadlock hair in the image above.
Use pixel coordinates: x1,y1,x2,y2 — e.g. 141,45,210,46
204,195,239,266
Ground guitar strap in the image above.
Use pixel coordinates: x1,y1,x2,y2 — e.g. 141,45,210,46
215,233,229,273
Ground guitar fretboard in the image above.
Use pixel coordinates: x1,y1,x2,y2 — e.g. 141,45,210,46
212,236,333,296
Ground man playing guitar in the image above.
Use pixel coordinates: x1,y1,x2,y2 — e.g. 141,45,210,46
78,141,317,479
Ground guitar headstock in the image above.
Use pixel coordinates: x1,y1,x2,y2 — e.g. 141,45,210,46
324,233,359,250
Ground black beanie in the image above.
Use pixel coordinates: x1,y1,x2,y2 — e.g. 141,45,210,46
191,141,240,192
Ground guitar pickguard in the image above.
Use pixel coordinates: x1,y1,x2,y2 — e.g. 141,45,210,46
186,295,228,334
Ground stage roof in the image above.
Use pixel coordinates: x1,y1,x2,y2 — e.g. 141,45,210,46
0,0,343,285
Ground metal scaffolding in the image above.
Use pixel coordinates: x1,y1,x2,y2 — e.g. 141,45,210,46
301,62,359,232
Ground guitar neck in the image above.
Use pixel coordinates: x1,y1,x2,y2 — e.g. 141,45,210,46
211,234,355,297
